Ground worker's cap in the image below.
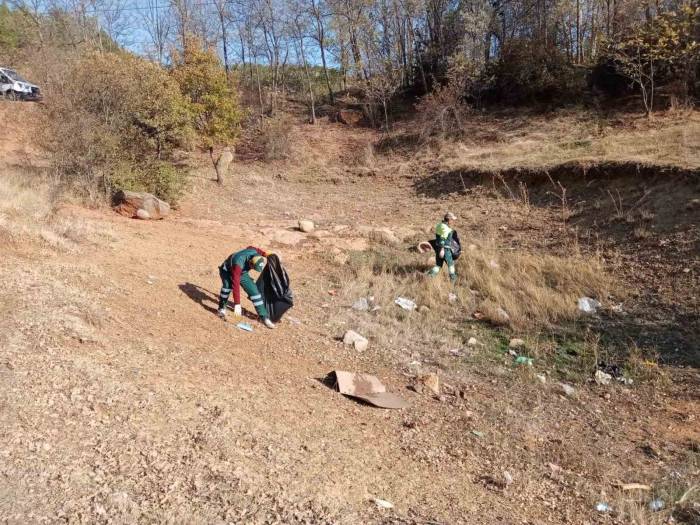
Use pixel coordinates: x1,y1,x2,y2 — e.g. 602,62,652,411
444,212,457,221
251,256,265,272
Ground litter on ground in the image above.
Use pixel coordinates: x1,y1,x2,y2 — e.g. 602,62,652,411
329,370,409,409
578,297,601,314
394,297,417,311
370,498,394,509
514,356,534,366
236,322,253,332
595,502,611,513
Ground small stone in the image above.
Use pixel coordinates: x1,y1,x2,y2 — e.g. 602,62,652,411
416,372,440,396
467,337,478,346
298,219,315,233
135,208,151,220
343,330,368,352
536,374,547,384
495,308,510,323
508,338,525,349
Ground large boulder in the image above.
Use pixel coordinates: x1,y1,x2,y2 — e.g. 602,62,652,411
113,190,170,220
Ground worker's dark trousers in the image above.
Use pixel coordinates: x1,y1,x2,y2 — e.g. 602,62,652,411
218,266,269,318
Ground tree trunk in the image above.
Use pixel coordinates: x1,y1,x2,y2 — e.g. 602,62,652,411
210,146,223,185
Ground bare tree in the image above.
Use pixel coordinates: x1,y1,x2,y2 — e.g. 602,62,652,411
308,0,335,102
142,0,172,63
213,0,233,73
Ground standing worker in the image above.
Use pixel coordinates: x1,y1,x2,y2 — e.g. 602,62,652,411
428,212,458,283
217,246,276,329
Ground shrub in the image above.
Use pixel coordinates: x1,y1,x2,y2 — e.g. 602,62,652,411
260,116,293,161
107,162,189,205
484,40,584,105
171,38,244,184
45,51,193,203
599,5,699,116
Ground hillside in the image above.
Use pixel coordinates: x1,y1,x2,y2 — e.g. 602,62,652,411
1,99,699,524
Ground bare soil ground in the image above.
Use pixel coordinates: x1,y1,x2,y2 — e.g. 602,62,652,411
1,101,698,524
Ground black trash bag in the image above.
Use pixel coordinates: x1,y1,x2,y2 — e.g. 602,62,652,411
450,230,462,260
256,254,294,322
429,230,462,261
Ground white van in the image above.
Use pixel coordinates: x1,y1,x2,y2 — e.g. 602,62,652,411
0,67,42,101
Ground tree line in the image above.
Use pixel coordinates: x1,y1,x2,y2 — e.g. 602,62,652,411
2,0,699,122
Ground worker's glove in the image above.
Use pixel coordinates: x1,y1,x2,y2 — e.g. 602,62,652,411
234,304,242,316
439,248,445,258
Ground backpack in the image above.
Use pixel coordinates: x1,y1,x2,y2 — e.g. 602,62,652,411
429,229,462,260
256,254,294,322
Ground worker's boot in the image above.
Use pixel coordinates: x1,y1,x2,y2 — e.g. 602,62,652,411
263,318,276,329
217,308,227,319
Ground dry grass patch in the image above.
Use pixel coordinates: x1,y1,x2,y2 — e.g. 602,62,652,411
410,109,700,173
0,174,56,243
461,238,614,330
328,238,615,364
0,174,113,251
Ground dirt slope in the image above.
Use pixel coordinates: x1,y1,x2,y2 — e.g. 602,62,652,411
1,103,699,524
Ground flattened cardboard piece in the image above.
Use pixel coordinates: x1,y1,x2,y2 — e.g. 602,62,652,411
357,392,410,409
331,370,408,409
334,370,386,396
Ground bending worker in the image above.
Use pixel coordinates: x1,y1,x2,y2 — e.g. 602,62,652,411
428,212,457,282
217,246,275,329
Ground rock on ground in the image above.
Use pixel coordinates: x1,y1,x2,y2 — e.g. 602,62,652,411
343,330,368,352
298,219,315,233
368,228,400,245
113,190,170,220
414,372,440,396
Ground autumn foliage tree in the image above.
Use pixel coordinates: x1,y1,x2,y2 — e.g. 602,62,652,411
607,5,699,117
171,38,244,185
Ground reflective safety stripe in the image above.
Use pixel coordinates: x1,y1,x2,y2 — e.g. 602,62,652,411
220,292,231,297
221,288,231,292
448,266,456,273
252,301,264,306
250,294,261,300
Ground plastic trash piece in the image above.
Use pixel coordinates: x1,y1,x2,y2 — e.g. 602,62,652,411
595,370,613,385
371,498,394,509
648,499,664,512
352,298,370,311
394,297,417,311
471,430,484,438
514,356,534,366
236,322,253,332
595,502,611,513
578,297,601,314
